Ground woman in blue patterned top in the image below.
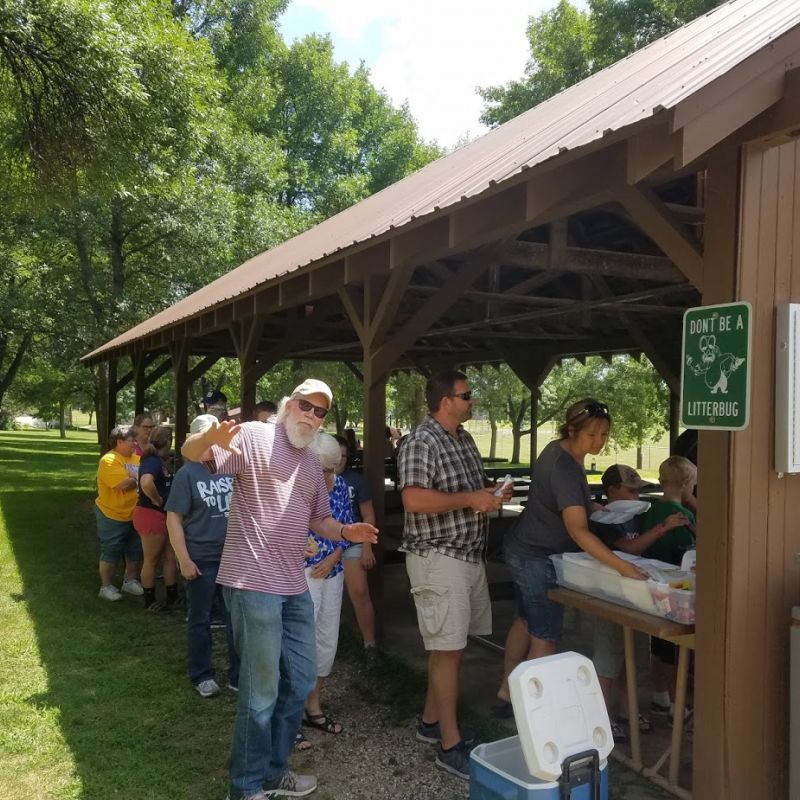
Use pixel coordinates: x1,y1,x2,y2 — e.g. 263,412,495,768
300,433,354,746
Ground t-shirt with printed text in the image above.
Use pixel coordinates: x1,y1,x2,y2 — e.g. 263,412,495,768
165,461,234,562
95,450,140,521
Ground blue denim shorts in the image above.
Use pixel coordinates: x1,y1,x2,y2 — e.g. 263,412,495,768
341,543,362,560
95,507,143,564
504,548,563,643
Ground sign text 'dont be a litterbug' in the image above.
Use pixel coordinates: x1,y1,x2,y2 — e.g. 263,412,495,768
680,302,752,431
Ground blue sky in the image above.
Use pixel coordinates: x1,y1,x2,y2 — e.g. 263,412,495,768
277,1,565,148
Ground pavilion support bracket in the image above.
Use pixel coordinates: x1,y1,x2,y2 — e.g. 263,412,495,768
616,184,705,291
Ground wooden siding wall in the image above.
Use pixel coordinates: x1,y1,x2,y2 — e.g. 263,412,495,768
695,139,800,799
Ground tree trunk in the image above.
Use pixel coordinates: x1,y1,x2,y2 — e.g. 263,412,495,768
413,385,425,425
636,444,643,470
59,399,66,439
88,409,93,425
0,331,33,411
489,415,498,459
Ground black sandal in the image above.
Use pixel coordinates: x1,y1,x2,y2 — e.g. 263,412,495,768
303,710,343,734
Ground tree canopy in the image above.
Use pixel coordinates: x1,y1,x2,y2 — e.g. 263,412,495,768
0,0,438,431
479,0,724,127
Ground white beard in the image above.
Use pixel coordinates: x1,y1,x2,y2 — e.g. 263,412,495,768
284,420,317,449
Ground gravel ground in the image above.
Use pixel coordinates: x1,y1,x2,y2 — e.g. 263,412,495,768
282,644,674,800
288,654,470,800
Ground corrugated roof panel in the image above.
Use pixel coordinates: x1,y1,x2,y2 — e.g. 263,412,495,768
84,0,800,362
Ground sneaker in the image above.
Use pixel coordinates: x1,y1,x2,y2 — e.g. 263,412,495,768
121,578,144,596
435,741,470,781
416,719,476,747
195,679,221,698
610,720,630,744
98,585,122,602
264,770,317,797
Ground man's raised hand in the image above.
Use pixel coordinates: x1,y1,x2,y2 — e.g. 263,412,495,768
208,419,241,454
343,523,378,545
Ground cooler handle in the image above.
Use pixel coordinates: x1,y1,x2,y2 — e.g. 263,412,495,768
558,749,600,800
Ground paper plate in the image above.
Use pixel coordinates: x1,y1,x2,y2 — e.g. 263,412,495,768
590,499,651,524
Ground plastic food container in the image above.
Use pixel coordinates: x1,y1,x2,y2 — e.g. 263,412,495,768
550,554,696,623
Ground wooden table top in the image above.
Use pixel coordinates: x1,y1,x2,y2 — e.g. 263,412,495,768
548,587,695,642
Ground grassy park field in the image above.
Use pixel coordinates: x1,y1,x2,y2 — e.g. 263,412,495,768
0,430,237,800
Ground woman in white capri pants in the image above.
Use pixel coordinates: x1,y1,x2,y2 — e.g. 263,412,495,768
299,433,355,747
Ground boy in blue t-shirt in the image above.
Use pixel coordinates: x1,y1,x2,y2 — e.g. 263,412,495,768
165,414,239,698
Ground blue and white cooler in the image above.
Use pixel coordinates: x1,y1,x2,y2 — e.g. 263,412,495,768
470,652,612,800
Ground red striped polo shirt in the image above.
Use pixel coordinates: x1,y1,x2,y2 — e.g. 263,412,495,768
214,422,331,594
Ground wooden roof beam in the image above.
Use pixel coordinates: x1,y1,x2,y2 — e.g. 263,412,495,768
498,240,685,283
615,183,704,291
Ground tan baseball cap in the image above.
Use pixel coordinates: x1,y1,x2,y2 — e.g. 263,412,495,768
601,464,648,490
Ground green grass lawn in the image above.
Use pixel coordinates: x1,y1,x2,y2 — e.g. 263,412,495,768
0,430,236,800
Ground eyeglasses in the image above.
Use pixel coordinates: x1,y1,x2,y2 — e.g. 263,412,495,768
296,398,329,419
449,391,473,402
566,401,610,426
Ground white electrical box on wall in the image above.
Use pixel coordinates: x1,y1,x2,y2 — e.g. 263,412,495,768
775,303,800,474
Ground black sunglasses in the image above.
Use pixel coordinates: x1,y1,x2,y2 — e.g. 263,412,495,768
566,401,609,425
297,397,329,419
449,391,473,401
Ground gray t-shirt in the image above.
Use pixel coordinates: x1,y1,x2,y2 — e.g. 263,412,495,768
505,440,592,558
165,461,234,563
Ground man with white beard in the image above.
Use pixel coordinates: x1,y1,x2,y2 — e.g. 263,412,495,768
181,379,378,800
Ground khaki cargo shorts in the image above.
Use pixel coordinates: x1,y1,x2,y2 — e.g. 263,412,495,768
405,550,492,651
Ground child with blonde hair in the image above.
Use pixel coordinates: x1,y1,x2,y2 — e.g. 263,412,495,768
644,455,697,715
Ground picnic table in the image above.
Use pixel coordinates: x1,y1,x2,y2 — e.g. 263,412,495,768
548,587,694,800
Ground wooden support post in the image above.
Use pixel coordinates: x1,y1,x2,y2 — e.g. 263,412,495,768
170,340,190,455
231,316,266,422
134,353,147,416
107,359,118,436
530,389,538,467
669,392,680,450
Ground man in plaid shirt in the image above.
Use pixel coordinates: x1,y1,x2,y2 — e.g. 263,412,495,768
398,370,512,781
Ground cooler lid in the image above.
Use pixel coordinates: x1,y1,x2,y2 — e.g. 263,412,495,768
507,651,613,782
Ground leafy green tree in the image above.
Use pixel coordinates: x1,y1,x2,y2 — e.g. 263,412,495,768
389,371,427,430
479,0,723,126
603,355,668,468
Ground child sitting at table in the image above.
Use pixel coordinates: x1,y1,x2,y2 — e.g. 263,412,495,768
590,464,688,740
643,455,697,716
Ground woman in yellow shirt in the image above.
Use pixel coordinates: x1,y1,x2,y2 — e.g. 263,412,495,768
95,426,145,601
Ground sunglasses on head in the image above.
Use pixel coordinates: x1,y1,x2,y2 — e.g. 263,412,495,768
449,391,473,401
566,401,610,426
296,397,329,419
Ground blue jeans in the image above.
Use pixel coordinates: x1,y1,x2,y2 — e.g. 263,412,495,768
185,561,239,686
224,587,316,798
504,548,564,643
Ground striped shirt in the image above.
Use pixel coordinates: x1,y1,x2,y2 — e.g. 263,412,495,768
398,415,488,563
214,422,331,595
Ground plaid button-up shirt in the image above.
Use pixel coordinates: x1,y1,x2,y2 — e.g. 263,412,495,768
398,415,488,563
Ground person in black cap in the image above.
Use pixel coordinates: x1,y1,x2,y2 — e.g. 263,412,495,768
203,390,228,421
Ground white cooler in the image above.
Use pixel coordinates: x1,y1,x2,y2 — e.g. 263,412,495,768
470,653,611,800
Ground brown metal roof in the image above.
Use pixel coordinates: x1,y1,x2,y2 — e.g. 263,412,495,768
84,0,800,363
